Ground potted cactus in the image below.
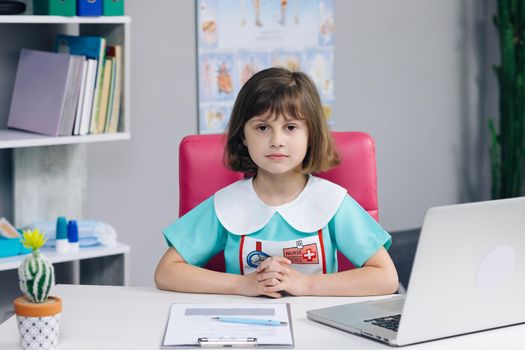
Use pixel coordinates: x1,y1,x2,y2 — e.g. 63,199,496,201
13,229,62,350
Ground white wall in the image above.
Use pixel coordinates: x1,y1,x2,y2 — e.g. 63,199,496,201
333,0,492,230
0,0,496,287
87,0,198,287
87,0,494,286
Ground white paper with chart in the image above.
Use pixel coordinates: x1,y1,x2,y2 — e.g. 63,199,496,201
161,303,294,348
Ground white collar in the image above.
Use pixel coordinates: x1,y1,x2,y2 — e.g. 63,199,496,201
214,175,347,235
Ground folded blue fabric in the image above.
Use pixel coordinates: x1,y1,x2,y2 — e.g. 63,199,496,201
44,236,100,248
24,220,118,248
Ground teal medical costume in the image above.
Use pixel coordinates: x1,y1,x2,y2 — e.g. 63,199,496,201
163,175,391,275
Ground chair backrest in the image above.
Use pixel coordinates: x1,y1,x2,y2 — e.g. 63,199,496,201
178,131,379,272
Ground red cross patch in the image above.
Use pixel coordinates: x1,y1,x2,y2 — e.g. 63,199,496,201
282,243,319,264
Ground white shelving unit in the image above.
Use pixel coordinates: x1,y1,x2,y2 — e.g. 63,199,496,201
0,15,130,24
0,15,131,149
0,17,133,322
0,243,130,275
0,129,130,148
0,15,132,226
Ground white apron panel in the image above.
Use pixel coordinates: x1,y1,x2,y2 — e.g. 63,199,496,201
240,233,325,275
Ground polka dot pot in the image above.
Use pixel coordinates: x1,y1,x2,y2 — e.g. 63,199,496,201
14,296,62,350
16,314,60,350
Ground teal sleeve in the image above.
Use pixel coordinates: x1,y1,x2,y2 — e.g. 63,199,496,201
329,195,391,267
162,197,227,267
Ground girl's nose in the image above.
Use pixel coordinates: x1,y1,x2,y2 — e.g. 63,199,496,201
270,131,285,148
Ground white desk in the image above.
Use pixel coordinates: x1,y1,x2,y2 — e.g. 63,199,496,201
0,284,524,349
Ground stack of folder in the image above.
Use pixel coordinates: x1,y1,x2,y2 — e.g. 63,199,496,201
7,35,123,137
32,0,124,16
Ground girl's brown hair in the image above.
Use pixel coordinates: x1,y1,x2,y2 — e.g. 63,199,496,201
225,67,340,174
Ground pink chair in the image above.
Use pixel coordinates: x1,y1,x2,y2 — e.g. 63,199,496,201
179,131,379,272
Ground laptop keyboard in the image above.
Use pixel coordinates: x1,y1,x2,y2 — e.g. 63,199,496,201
364,314,400,332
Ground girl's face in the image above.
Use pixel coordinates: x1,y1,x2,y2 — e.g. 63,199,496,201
243,111,308,177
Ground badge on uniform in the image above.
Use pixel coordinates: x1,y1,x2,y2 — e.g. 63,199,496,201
283,240,319,264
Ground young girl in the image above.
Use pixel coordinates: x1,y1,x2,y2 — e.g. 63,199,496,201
155,67,398,298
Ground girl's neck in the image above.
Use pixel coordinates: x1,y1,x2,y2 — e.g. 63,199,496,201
252,170,309,206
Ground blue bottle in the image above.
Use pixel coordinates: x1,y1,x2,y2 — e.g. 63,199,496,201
68,220,79,252
56,216,69,253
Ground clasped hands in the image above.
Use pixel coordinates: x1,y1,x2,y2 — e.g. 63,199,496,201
244,256,310,298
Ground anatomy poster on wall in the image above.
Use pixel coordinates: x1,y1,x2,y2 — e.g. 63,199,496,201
196,0,335,134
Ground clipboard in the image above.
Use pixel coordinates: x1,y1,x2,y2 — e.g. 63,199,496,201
161,303,294,348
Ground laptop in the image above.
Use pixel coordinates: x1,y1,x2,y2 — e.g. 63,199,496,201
307,197,525,346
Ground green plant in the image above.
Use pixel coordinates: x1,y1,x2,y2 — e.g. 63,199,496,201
18,229,55,303
490,0,525,199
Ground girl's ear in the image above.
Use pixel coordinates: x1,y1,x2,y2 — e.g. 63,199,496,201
242,139,247,146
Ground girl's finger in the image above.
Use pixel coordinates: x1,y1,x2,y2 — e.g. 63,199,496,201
256,257,272,272
261,261,291,274
264,283,285,293
264,278,280,286
257,272,284,282
258,256,291,271
264,291,283,299
268,256,291,265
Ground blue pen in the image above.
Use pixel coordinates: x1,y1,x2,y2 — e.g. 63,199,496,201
211,316,287,326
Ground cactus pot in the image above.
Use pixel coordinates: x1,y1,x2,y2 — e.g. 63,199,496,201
14,296,62,350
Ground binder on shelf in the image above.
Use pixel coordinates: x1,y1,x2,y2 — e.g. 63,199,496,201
55,34,106,135
33,0,76,16
77,0,102,16
103,0,124,16
105,45,123,133
78,59,98,135
72,58,88,136
104,57,117,132
58,54,85,136
96,57,113,133
7,49,81,137
161,303,294,349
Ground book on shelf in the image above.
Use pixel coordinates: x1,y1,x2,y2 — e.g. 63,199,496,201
105,45,123,133
7,49,83,137
72,57,88,136
96,57,114,134
104,57,117,132
59,54,85,136
78,59,98,135
6,35,122,138
55,34,106,134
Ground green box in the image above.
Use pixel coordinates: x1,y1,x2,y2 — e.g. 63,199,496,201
103,0,124,16
33,0,76,16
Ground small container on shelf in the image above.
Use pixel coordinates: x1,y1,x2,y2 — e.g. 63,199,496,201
103,0,124,16
55,217,69,253
67,220,79,252
77,0,102,16
33,0,76,16
0,237,31,258
0,217,30,258
0,0,26,15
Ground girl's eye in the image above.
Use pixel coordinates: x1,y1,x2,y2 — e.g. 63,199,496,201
286,124,298,131
256,125,269,132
